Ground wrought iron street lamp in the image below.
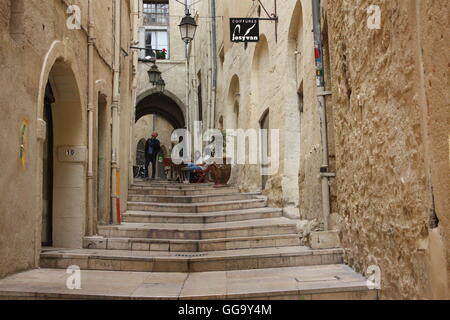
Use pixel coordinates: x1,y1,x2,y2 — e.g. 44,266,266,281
147,62,162,85
156,78,166,93
178,11,197,45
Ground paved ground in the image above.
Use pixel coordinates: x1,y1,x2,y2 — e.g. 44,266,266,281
0,264,377,300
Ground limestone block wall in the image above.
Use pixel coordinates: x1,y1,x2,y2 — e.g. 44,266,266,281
326,0,449,299
137,61,187,108
188,0,325,222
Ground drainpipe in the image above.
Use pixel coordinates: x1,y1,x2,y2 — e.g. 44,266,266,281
87,0,95,235
312,0,332,230
129,0,140,186
210,0,218,128
111,0,121,225
206,0,212,129
184,36,189,130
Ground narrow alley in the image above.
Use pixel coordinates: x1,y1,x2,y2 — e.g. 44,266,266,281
0,0,448,302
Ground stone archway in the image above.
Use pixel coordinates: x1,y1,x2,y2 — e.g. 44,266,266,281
251,34,270,117
136,138,146,166
136,89,186,129
134,89,185,180
41,59,86,248
227,74,240,130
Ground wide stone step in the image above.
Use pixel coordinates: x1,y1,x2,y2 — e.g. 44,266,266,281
122,207,283,224
40,246,344,272
0,265,378,300
127,198,267,213
127,192,259,204
133,178,214,185
129,186,239,196
97,218,297,240
83,234,301,252
131,182,220,190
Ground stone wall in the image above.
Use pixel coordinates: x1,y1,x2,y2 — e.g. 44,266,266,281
188,0,326,222
134,0,187,165
0,0,136,278
326,0,449,299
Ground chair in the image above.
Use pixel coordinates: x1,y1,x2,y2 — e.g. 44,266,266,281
190,166,212,183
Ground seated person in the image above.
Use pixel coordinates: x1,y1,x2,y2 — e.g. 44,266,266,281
183,152,212,183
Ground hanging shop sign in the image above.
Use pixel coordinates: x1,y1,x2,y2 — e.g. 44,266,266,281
230,18,260,42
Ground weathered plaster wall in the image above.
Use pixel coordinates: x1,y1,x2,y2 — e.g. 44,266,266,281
0,0,135,278
327,0,449,299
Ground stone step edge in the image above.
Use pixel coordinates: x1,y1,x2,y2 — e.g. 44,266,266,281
128,192,261,199
129,185,234,190
0,264,378,300
122,207,283,218
40,248,343,262
126,198,266,208
0,284,377,301
97,220,297,233
84,233,300,245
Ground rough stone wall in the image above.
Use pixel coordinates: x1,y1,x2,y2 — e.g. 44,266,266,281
327,0,449,299
0,0,135,278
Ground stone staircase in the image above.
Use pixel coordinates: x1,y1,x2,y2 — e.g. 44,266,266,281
0,180,378,299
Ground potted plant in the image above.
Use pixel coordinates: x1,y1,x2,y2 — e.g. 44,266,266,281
157,48,167,60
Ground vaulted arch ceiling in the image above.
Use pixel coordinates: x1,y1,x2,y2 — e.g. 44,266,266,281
135,92,185,129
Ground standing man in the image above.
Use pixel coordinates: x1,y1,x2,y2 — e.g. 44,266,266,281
145,132,161,179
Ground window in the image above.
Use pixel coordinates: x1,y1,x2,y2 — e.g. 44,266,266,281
142,1,169,60
143,2,169,26
145,30,169,59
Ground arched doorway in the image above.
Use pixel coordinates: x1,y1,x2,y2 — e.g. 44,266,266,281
136,138,146,166
41,59,86,248
227,74,240,129
42,83,54,246
251,35,270,117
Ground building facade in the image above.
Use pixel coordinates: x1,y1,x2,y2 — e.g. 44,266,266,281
0,0,139,278
184,0,449,299
0,0,448,300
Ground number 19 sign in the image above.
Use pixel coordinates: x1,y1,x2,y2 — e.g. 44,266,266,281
230,18,260,42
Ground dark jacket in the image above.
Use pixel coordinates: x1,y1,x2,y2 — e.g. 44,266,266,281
145,138,161,158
